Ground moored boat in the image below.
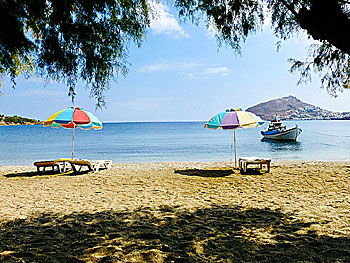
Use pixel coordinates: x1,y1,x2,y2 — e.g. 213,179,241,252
261,119,302,141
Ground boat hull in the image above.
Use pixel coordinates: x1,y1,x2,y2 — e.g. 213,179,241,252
261,126,301,141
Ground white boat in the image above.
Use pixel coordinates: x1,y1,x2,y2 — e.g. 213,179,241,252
261,120,302,141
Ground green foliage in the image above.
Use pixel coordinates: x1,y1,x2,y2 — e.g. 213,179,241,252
175,0,264,52
289,43,350,96
0,115,39,124
0,0,349,102
0,0,150,107
173,0,350,95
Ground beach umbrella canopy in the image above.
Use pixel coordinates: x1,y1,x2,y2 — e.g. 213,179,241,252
44,107,102,159
204,108,264,167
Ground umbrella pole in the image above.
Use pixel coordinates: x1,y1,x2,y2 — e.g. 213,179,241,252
234,129,237,168
72,125,76,160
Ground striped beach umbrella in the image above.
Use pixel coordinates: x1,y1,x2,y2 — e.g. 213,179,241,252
44,107,102,159
205,108,265,167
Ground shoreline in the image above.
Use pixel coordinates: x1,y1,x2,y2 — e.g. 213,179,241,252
0,122,42,126
1,159,350,167
1,160,350,173
1,161,349,262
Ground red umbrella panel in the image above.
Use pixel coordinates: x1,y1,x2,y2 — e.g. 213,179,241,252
44,107,103,159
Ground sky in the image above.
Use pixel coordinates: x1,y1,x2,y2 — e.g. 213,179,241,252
1,2,349,122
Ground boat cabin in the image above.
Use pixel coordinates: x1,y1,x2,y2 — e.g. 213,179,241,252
268,120,286,131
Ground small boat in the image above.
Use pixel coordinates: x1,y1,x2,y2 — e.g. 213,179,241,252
261,119,302,141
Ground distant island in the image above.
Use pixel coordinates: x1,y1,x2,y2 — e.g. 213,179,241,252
0,114,42,126
247,96,350,121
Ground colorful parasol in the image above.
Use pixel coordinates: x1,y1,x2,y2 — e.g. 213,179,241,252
205,108,265,167
44,107,102,159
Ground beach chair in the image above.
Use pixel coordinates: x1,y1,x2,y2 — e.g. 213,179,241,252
69,159,112,172
95,160,113,170
238,157,271,174
34,158,71,173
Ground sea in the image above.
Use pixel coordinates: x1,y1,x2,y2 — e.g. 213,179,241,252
1,120,350,165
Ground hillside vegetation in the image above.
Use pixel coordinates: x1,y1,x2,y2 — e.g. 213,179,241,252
0,114,42,126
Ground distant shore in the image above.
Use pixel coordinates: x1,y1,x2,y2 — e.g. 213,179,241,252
280,117,350,121
0,161,349,262
0,114,42,126
0,122,42,126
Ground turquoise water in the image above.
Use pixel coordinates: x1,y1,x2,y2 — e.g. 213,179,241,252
1,120,350,165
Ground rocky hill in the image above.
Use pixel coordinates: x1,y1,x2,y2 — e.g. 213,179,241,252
0,114,42,126
247,96,350,120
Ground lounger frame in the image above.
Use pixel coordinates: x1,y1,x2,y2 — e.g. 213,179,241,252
238,157,271,174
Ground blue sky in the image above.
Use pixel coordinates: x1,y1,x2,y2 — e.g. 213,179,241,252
1,2,349,122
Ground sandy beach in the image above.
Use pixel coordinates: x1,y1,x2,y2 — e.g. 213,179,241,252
0,161,349,262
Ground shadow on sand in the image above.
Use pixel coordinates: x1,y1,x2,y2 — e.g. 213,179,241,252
175,168,268,177
3,170,92,178
174,169,235,177
1,205,349,262
239,168,269,175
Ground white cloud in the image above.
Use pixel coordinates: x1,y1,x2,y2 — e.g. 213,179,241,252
177,65,230,78
202,66,230,76
140,62,230,78
139,62,202,73
181,72,194,78
149,1,188,38
139,63,175,73
181,62,202,70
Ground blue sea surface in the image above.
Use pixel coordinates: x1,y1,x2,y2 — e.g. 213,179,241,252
1,120,350,165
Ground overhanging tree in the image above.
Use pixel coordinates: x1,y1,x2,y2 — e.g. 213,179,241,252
174,0,350,95
0,0,150,106
0,0,349,105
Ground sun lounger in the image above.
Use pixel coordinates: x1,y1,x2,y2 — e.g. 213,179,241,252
238,157,271,174
34,158,71,173
94,160,113,171
68,159,112,172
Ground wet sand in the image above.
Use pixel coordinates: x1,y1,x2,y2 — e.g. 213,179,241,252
0,161,349,262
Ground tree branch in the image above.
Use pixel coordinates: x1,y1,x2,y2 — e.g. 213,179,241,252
279,0,298,16
296,0,350,55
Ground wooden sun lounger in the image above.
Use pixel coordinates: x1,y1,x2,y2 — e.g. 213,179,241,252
238,157,271,174
34,158,71,173
68,160,112,172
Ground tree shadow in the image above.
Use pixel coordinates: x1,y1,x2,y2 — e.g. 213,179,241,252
174,169,235,177
0,205,349,262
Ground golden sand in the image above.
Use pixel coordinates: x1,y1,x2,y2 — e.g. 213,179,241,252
0,161,349,262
